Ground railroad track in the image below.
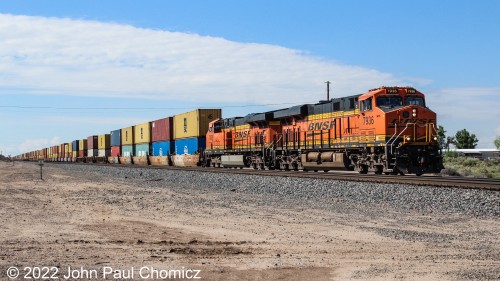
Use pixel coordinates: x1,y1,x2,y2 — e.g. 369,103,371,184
45,161,500,191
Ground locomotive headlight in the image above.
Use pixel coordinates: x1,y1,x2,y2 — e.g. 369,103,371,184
412,108,417,117
406,136,411,141
433,136,438,141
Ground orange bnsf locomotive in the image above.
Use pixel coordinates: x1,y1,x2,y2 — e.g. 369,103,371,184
203,86,443,175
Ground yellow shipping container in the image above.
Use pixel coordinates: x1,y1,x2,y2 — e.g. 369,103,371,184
133,122,151,144
68,144,73,153
121,126,134,145
173,109,222,139
98,134,111,149
79,139,88,151
72,151,78,158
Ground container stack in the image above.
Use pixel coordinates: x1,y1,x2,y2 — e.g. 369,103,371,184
121,126,134,157
172,109,221,166
98,134,111,157
150,117,173,165
78,139,87,159
87,135,98,158
110,129,121,157
133,122,151,165
67,143,72,161
71,140,79,159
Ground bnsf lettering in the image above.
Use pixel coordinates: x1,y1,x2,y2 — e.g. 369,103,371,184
235,130,250,138
308,120,335,131
389,119,435,126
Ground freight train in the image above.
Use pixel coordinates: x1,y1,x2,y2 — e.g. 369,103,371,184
16,86,443,176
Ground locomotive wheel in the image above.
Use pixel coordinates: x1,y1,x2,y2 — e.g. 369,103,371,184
358,165,368,174
375,166,383,175
252,163,257,170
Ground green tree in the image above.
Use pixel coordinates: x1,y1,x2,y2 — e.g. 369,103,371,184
495,136,500,149
437,125,446,149
454,129,479,149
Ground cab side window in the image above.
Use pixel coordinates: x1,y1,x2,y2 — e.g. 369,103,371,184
360,97,372,112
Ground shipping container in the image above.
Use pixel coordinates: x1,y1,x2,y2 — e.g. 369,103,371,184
78,150,86,158
122,145,135,157
98,134,111,149
152,141,174,156
111,146,121,157
134,143,151,156
72,140,79,151
87,149,98,157
121,126,134,146
67,143,73,153
151,117,173,142
110,129,121,147
98,149,111,157
133,122,151,144
174,137,206,155
79,139,88,151
173,109,221,139
87,136,98,149
72,151,78,158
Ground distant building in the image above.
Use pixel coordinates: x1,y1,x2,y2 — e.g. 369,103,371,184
453,149,499,159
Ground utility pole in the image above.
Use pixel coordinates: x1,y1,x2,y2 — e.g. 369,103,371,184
325,81,331,100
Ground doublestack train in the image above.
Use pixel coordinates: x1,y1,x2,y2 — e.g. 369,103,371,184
16,86,444,176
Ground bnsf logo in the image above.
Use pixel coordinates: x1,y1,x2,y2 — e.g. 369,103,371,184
390,118,436,126
308,120,335,131
235,130,251,138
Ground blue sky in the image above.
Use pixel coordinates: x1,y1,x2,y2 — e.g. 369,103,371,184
0,0,499,155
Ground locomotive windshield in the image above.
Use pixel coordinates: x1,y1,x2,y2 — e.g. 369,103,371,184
376,96,402,108
404,95,425,107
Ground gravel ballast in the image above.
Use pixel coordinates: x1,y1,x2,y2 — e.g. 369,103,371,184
52,163,500,218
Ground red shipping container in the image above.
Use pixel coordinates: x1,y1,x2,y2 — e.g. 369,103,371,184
151,117,173,142
87,135,98,149
111,146,121,157
78,150,87,158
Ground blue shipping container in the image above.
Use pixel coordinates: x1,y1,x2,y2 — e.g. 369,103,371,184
152,141,174,156
110,129,121,146
135,143,151,156
71,140,79,151
175,137,206,155
122,145,135,157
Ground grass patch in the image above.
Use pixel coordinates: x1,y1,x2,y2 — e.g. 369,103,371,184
442,156,500,178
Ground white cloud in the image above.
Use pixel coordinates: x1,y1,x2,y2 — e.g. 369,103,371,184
425,87,500,148
18,136,61,153
0,14,416,104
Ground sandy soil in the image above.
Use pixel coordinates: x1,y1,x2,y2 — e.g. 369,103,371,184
0,161,499,280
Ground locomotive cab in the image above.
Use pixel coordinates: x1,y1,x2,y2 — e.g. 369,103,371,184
358,87,443,175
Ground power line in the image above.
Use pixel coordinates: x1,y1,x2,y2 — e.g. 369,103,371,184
0,102,311,111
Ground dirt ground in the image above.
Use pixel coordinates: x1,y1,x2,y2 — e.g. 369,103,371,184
0,161,499,280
